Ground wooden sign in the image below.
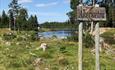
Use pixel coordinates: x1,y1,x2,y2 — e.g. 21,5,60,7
77,6,106,21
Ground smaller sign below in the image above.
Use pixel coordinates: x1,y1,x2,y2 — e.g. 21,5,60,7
77,6,106,21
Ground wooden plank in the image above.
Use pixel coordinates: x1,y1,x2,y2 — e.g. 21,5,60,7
77,6,106,21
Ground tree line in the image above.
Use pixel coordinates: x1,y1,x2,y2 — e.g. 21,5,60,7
67,0,115,27
40,21,78,31
0,0,39,31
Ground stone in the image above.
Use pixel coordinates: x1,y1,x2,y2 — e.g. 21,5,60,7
5,42,11,46
36,43,47,52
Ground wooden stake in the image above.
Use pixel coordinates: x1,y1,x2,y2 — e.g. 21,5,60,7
95,23,100,70
78,22,83,70
91,22,94,34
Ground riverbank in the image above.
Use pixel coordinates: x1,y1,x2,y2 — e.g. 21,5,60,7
0,28,115,70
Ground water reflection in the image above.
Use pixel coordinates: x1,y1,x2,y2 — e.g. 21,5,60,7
38,30,76,39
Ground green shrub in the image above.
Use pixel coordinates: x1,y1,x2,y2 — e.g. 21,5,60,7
59,46,67,53
30,33,40,41
16,32,40,42
66,35,78,41
83,32,94,48
16,36,27,41
2,32,16,41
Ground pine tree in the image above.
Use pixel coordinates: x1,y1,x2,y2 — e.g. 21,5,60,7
28,15,39,31
9,11,14,30
17,8,28,30
8,0,21,30
0,15,1,23
67,0,79,24
0,15,2,27
34,15,39,29
1,10,9,28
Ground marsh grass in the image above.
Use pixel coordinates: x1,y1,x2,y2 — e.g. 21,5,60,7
0,29,115,70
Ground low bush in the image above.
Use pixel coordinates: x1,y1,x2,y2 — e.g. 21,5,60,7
83,32,94,48
2,32,16,41
59,46,67,53
66,35,78,42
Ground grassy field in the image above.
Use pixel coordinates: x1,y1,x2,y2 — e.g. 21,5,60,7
0,28,115,70
101,28,115,47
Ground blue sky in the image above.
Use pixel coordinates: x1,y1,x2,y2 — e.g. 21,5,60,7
0,0,71,24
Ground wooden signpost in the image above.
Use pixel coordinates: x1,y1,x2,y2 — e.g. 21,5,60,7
77,6,106,21
78,22,83,70
77,1,106,70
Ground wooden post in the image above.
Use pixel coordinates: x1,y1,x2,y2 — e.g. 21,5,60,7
90,22,94,34
78,22,83,70
93,0,95,6
95,23,100,70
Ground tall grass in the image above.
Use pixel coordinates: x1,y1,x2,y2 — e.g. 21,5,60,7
0,28,115,70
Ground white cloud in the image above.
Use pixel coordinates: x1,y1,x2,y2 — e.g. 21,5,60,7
18,0,32,3
30,11,61,17
36,2,58,7
64,0,70,4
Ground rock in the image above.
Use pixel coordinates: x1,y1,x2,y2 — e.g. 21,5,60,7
44,68,49,70
16,42,20,45
36,43,47,52
5,42,11,46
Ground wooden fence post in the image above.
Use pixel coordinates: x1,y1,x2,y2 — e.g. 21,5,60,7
95,23,100,70
78,22,83,70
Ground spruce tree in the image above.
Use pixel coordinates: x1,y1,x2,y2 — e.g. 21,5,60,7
8,0,21,30
17,8,28,30
1,10,9,28
0,15,2,27
67,0,79,24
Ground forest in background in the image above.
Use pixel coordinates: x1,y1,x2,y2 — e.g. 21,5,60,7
0,0,39,31
0,0,115,32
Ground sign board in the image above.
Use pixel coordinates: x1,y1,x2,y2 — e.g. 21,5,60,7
77,6,106,21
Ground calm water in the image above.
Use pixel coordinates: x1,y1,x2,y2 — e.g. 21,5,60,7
38,30,76,39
